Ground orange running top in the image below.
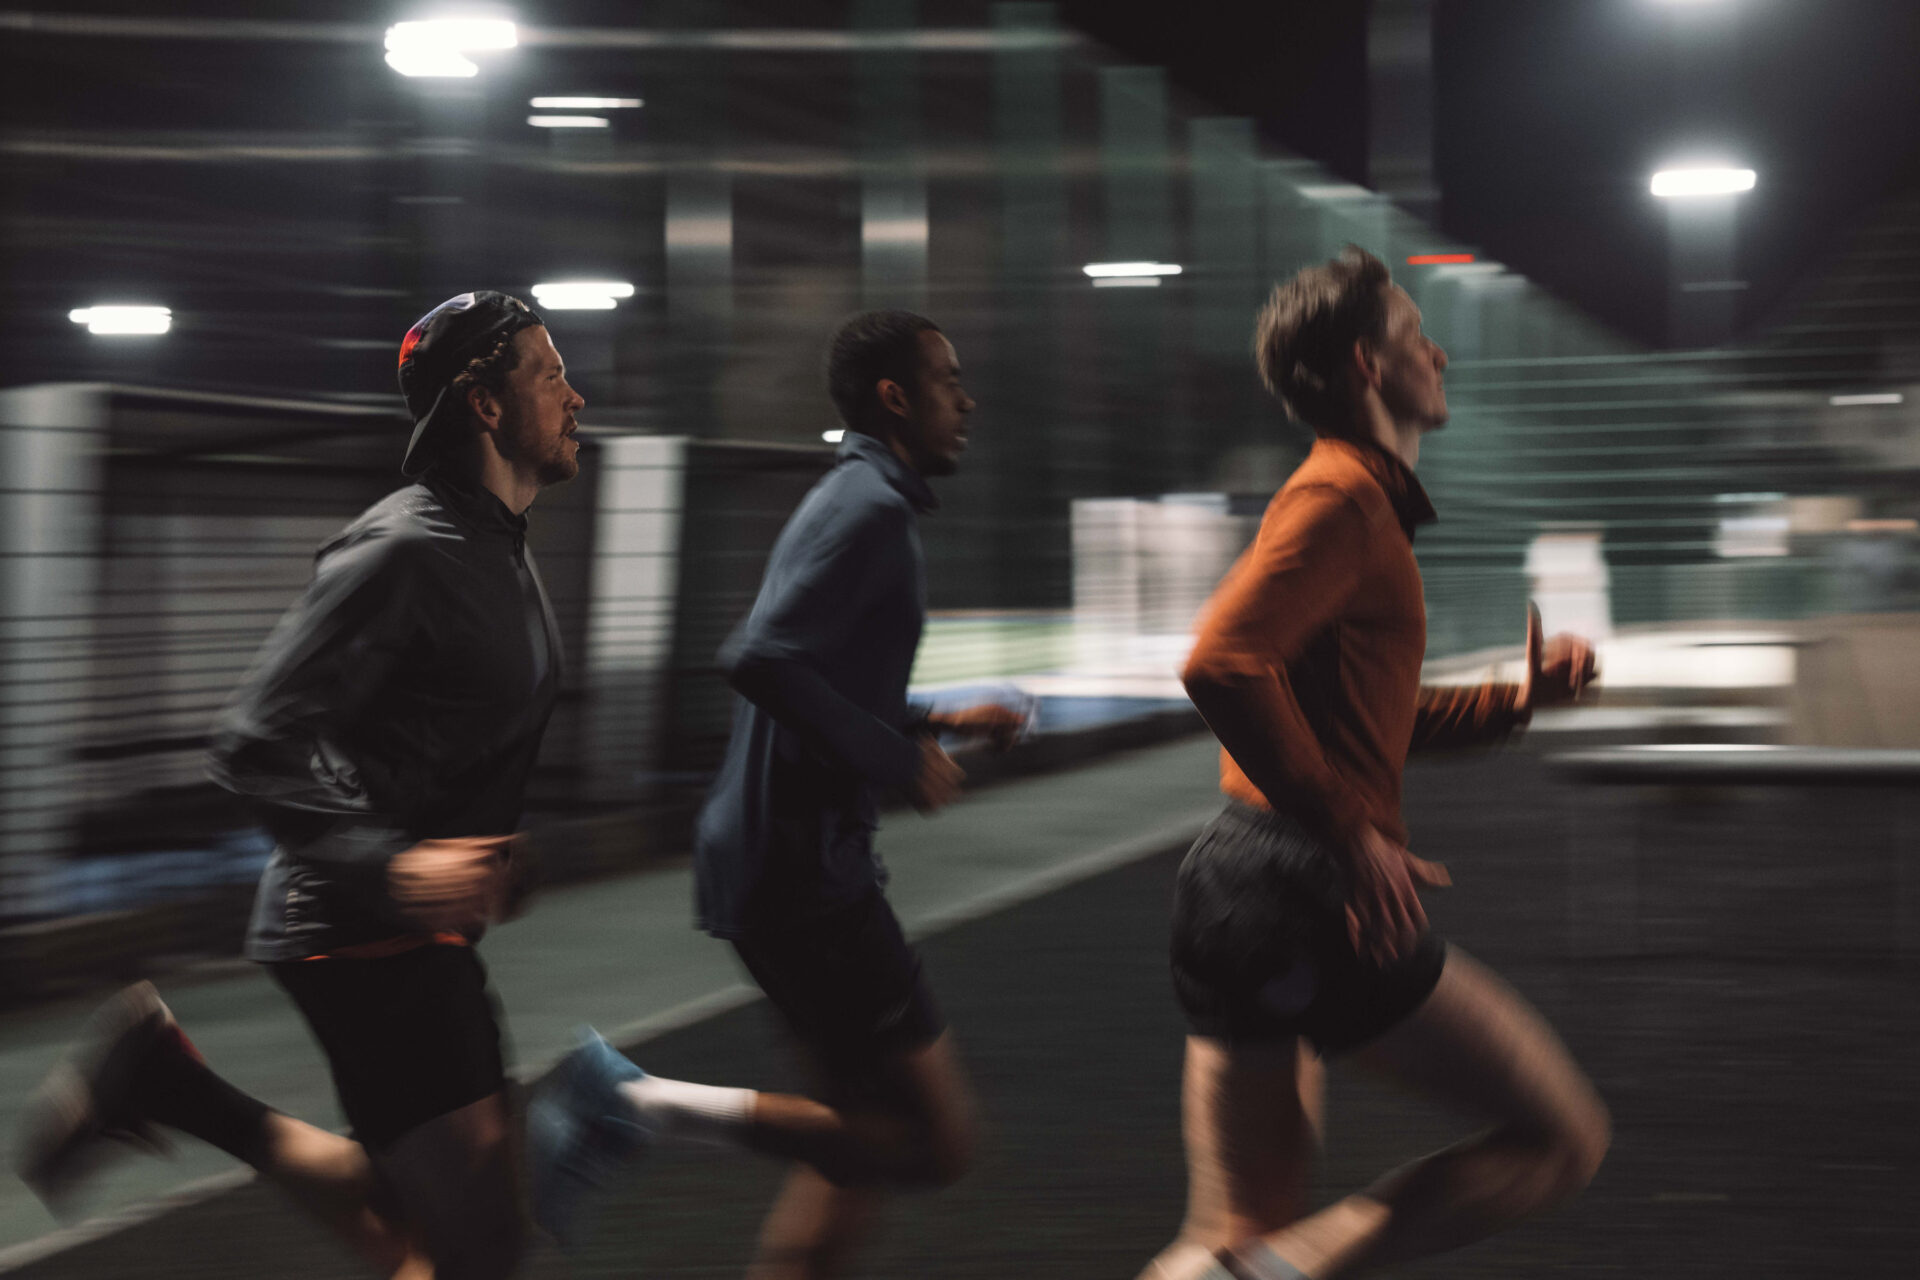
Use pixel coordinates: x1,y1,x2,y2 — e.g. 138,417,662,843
1182,436,1524,847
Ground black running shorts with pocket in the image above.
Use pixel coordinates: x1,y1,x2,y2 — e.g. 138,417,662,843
732,884,945,1077
1170,802,1447,1056
269,943,507,1151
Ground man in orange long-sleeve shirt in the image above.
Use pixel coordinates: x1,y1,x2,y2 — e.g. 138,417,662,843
1140,248,1610,1280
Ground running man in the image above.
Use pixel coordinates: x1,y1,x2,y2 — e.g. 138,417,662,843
526,310,1022,1279
15,290,585,1279
1141,248,1609,1280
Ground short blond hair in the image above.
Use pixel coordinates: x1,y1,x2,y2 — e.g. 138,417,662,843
1252,245,1392,432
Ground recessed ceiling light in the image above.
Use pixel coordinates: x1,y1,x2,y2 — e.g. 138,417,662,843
1651,167,1756,198
529,97,642,110
531,280,636,309
383,19,517,78
69,305,171,335
1082,262,1182,278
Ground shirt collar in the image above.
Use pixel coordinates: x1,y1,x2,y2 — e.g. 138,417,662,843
1313,435,1438,537
421,467,530,541
837,430,938,513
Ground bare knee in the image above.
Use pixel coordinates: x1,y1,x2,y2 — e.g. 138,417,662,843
826,1102,972,1190
865,1035,976,1190
917,1111,975,1188
861,1108,972,1190
378,1095,526,1280
1526,1089,1610,1204
1560,1091,1611,1195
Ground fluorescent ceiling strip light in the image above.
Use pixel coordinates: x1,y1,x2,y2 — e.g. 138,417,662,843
530,97,642,109
384,19,516,77
1651,167,1756,198
69,305,171,335
386,47,477,76
527,115,610,128
1082,261,1181,278
1093,277,1161,288
1829,393,1903,407
531,280,635,309
387,18,517,50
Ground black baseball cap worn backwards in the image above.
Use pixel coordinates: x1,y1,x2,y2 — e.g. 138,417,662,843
396,290,545,476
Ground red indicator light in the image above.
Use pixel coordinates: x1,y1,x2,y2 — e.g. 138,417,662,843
1406,253,1476,266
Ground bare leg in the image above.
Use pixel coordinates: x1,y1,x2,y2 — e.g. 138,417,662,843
742,1033,975,1189
1246,949,1610,1278
242,1112,427,1277
746,1166,882,1280
1137,1038,1323,1280
19,983,430,1278
374,1090,527,1280
740,1034,975,1280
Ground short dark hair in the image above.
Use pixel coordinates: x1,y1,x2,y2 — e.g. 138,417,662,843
448,330,527,426
1252,245,1393,432
825,309,942,432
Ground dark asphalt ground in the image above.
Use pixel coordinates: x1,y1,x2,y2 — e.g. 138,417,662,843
14,747,1918,1279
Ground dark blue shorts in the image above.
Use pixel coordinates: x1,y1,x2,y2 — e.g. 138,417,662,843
733,885,945,1078
1170,803,1447,1056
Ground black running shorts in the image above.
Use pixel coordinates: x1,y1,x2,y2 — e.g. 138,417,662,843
732,885,945,1077
1170,802,1447,1056
269,943,507,1150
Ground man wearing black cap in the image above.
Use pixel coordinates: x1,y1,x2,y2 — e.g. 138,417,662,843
14,291,582,1279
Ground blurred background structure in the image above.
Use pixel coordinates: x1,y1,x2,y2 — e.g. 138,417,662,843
1,2,1917,1276
6,0,1920,932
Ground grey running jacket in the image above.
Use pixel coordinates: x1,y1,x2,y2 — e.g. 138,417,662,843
209,471,562,961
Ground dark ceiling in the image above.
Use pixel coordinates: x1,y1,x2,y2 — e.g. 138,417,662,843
1070,0,1920,348
7,0,1919,411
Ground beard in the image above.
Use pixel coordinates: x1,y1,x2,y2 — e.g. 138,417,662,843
534,441,580,486
499,408,579,487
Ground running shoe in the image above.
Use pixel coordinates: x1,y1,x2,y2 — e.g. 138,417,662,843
14,981,172,1215
525,1026,652,1247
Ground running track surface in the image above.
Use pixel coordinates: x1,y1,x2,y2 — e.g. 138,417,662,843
9,742,1918,1278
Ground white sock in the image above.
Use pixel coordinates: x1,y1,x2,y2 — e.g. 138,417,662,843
617,1075,756,1148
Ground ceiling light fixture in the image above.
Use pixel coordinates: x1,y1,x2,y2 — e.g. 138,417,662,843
529,97,643,110
531,280,635,310
1651,167,1756,198
384,18,517,78
1082,262,1182,278
69,305,171,336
